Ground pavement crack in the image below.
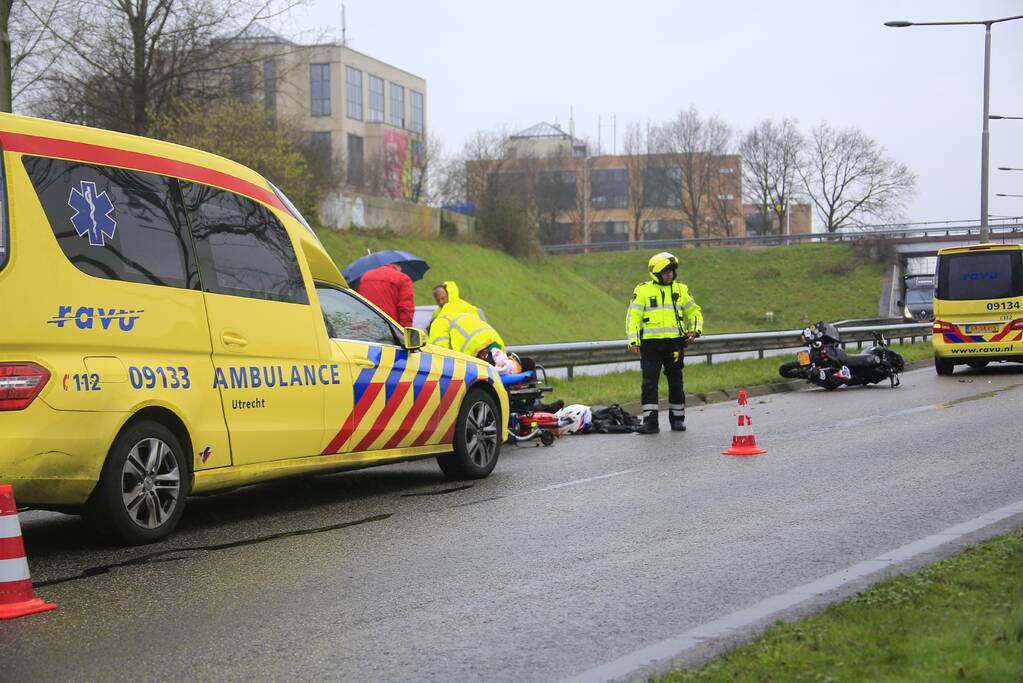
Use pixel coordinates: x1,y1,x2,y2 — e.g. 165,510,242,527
400,484,474,497
34,513,392,588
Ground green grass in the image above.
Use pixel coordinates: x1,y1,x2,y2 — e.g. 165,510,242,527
316,229,623,344
546,341,933,407
658,527,1023,682
557,244,887,334
314,230,887,344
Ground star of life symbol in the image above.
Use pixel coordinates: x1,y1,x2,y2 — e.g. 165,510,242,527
68,180,117,247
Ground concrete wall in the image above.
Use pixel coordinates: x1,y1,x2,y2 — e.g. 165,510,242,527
319,192,475,238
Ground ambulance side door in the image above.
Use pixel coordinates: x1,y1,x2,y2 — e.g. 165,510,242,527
316,286,443,455
181,181,325,465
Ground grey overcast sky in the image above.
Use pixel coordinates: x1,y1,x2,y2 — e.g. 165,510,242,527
281,1,1023,228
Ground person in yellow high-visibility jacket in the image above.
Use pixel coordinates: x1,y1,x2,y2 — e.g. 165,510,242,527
429,304,505,359
626,252,703,434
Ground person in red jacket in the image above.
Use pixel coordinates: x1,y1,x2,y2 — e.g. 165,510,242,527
356,263,415,328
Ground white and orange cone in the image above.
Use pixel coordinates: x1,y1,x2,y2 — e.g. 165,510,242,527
722,390,767,456
0,485,56,619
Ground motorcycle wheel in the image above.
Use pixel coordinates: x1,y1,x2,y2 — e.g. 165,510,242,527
779,360,805,379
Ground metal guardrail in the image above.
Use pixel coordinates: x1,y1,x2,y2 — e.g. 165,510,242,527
507,322,932,379
541,221,1023,255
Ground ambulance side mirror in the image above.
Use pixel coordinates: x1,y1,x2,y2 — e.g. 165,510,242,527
403,326,426,351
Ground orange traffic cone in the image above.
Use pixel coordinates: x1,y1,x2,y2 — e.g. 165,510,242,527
722,390,767,456
0,485,56,619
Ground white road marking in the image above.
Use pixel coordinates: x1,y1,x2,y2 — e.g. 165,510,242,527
526,470,638,495
562,497,1023,683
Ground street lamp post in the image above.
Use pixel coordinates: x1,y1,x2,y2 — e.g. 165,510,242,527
886,13,1023,243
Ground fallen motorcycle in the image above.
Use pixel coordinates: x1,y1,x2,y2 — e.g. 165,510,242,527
779,321,905,390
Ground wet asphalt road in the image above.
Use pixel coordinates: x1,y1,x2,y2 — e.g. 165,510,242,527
3,364,1023,682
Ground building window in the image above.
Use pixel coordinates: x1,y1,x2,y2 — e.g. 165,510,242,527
368,75,385,122
263,60,277,112
347,134,364,187
537,170,576,210
591,169,629,209
345,66,362,120
643,167,682,208
308,132,333,185
310,63,331,116
642,219,683,240
590,220,630,244
745,212,773,236
389,83,404,127
488,172,527,204
539,221,573,246
311,131,332,160
410,90,424,133
231,63,254,102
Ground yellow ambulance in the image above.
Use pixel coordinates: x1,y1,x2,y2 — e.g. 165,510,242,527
0,114,507,544
932,243,1023,375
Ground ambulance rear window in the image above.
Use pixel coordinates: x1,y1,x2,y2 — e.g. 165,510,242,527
937,251,1023,301
23,156,198,289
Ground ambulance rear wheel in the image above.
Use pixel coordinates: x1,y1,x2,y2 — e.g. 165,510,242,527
437,388,501,479
934,355,955,376
86,420,190,545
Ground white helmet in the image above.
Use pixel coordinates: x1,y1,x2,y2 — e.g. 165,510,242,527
555,404,592,435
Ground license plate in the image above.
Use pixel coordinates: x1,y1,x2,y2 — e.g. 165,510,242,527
965,324,1000,333
797,351,811,366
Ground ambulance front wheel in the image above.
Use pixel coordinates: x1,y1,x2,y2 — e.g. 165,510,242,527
86,420,190,545
437,388,501,479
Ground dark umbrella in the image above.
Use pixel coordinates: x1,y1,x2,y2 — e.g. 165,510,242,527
342,250,430,287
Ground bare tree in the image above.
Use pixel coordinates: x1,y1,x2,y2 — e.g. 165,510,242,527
799,123,917,232
662,106,732,239
452,127,538,256
709,172,741,237
408,130,442,204
0,1,79,112
32,0,299,135
740,118,804,235
620,122,658,241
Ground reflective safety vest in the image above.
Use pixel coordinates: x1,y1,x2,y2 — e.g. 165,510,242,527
626,280,703,346
428,311,505,357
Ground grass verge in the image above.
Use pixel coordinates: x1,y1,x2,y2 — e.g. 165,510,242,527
658,527,1023,682
557,243,887,333
546,342,933,407
314,230,887,344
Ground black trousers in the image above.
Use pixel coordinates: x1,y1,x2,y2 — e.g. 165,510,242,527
639,337,686,423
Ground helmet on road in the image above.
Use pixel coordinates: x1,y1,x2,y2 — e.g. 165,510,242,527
556,404,592,435
648,252,678,279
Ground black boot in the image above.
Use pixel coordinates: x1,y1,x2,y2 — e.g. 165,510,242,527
669,408,686,432
669,418,686,432
636,414,659,434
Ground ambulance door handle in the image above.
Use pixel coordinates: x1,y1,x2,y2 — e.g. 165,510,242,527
222,332,249,348
352,356,376,368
